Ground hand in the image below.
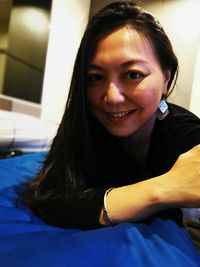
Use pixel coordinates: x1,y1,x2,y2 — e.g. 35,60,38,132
157,144,200,208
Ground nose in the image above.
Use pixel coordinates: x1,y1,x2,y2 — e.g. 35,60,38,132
104,82,125,105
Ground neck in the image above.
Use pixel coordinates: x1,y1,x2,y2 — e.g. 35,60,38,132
119,116,156,164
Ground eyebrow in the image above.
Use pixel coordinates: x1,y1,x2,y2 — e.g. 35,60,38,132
88,59,148,70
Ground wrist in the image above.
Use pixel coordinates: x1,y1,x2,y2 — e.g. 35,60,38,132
152,173,181,208
102,188,115,225
100,179,170,225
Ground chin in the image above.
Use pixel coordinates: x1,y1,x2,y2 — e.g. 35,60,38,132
106,128,134,137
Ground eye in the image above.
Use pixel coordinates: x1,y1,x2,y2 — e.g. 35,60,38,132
123,71,143,80
86,73,104,84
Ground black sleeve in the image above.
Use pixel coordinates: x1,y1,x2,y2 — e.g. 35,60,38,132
153,105,200,174
171,105,200,153
34,188,106,230
169,116,200,160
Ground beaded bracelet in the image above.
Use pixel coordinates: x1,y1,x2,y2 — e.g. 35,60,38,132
103,187,115,225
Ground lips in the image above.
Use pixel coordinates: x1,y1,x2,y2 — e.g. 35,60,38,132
106,110,135,118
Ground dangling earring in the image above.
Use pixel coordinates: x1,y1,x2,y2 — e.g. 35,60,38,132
156,99,169,120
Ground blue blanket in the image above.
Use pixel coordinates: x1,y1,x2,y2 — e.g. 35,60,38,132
0,153,200,267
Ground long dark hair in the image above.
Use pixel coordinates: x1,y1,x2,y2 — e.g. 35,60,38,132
22,1,178,221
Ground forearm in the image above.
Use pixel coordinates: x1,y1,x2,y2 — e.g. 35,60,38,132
100,144,200,226
99,177,170,225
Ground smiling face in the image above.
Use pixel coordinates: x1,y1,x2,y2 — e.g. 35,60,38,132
86,26,170,138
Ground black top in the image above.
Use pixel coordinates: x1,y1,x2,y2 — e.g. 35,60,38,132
39,103,200,230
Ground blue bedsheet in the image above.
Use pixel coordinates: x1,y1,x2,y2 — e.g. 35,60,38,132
0,153,200,267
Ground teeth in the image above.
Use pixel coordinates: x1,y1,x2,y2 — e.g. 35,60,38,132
109,111,129,118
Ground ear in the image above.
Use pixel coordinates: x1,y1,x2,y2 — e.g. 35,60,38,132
163,70,171,95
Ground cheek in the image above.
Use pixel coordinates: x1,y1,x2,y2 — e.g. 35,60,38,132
86,90,100,114
86,87,103,107
131,86,163,111
86,89,95,105
132,78,164,106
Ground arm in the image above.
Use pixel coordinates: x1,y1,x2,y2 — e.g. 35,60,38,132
24,145,200,230
100,144,200,225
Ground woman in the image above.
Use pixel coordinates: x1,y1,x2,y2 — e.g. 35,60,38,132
22,1,200,231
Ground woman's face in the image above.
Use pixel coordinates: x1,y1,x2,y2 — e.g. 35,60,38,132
86,26,170,137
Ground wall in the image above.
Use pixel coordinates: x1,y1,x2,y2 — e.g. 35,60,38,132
41,0,91,123
141,0,200,113
0,0,11,94
190,41,200,117
0,1,50,116
3,4,50,103
0,22,8,94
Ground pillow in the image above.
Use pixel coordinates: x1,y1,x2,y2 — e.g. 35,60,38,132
0,186,200,267
0,109,58,153
0,153,200,256
0,152,45,189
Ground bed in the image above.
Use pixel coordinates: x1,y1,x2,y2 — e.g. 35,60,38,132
0,110,200,267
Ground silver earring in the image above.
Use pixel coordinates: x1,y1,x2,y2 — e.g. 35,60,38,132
157,99,169,120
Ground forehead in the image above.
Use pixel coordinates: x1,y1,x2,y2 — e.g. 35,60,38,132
91,26,159,67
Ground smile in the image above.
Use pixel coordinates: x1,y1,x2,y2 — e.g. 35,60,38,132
106,110,134,118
